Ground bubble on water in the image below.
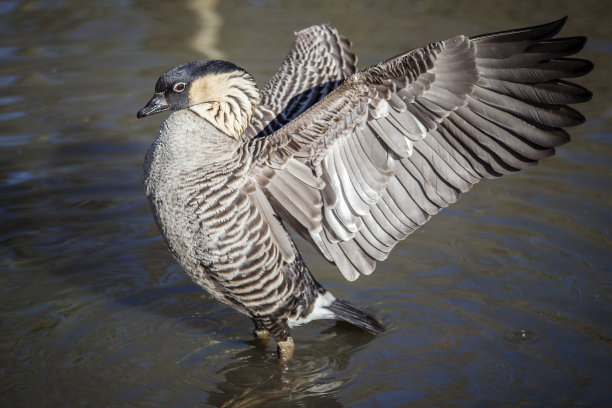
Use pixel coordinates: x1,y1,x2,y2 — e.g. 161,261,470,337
503,328,539,344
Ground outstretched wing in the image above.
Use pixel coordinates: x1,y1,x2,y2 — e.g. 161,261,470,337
244,24,357,139
250,18,593,281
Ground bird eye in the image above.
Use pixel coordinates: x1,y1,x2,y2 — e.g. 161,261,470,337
173,82,186,92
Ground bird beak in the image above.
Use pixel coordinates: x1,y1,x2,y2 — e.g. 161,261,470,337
137,93,169,118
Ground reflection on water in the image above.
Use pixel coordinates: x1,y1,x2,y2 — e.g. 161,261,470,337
207,325,373,407
188,0,225,59
1,0,611,407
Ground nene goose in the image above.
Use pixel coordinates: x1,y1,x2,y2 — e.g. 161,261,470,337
137,18,592,360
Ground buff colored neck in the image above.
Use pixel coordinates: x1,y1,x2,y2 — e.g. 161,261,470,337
188,71,260,139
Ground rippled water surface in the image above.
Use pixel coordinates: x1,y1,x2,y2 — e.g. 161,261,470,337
1,1,610,407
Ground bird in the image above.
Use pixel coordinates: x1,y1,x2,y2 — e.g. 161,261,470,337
137,17,592,360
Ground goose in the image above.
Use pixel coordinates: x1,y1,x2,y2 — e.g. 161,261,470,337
137,18,592,360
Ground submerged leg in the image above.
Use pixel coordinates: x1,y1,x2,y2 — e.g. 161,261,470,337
270,320,294,361
277,337,294,361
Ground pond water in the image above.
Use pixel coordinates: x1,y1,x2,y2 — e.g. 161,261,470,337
1,1,610,407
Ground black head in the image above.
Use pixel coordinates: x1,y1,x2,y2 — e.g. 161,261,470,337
137,60,246,118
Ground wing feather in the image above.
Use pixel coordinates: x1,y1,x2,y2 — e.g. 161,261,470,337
249,18,592,280
244,24,357,139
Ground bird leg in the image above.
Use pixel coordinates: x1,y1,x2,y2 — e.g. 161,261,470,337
277,337,294,361
252,316,295,363
254,317,294,360
270,321,294,361
254,329,270,339
252,319,270,341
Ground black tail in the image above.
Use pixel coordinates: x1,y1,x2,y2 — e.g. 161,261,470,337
328,299,385,335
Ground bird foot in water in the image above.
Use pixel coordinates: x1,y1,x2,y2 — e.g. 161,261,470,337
277,337,294,361
253,328,270,341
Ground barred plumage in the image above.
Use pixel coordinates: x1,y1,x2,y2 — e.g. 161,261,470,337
138,18,592,360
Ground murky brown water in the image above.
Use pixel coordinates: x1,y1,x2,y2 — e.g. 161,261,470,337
1,1,610,407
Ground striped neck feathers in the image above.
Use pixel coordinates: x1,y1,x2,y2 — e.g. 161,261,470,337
188,71,260,139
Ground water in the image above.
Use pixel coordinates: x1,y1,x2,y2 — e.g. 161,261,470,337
1,1,610,406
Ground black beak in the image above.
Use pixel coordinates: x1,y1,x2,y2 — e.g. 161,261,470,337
137,93,169,118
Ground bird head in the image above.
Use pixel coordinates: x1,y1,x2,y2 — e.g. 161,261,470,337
137,60,260,138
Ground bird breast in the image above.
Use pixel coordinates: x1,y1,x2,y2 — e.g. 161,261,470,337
143,110,287,306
